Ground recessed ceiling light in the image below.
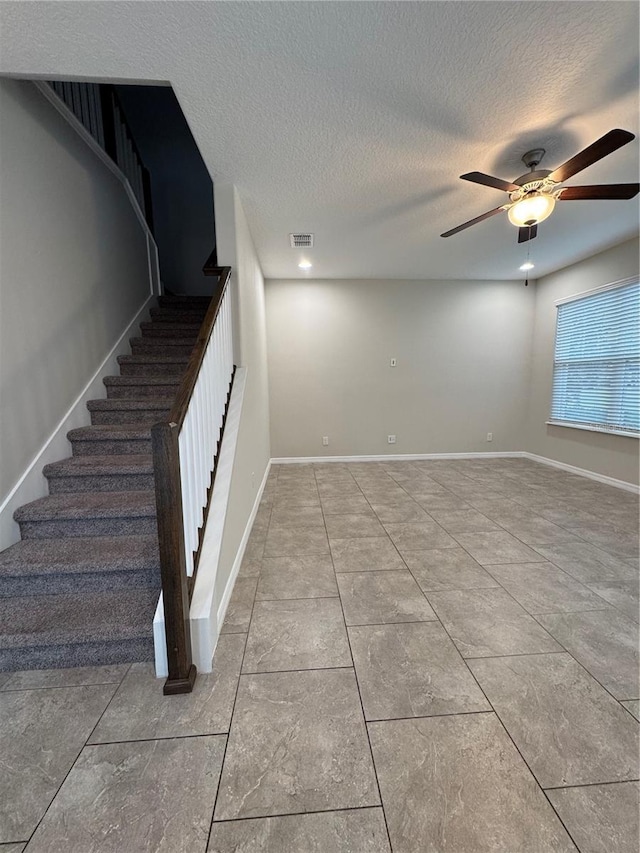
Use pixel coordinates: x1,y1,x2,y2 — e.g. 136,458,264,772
519,261,534,271
298,260,312,270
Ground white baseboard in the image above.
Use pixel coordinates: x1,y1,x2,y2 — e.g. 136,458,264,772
522,452,639,494
0,296,154,549
271,451,526,464
272,450,638,493
271,450,526,465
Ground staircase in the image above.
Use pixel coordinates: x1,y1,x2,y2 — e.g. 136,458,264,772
0,295,211,672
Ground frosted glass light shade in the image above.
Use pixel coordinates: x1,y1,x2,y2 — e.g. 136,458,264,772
508,193,556,227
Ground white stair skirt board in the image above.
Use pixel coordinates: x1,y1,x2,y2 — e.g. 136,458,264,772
0,296,154,549
272,451,638,494
153,368,270,677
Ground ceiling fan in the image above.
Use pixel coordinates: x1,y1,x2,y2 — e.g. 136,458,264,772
441,129,639,243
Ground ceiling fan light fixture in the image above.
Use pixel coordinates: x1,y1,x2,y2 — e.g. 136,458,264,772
507,192,556,227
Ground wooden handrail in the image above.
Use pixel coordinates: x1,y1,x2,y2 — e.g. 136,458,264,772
168,267,231,430
152,263,234,696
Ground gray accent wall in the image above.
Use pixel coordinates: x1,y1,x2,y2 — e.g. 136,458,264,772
527,237,639,486
0,79,151,503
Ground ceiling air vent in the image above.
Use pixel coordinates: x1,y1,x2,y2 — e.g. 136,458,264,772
289,233,314,248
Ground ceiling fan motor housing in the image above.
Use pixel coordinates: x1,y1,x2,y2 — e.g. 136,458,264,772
513,168,552,187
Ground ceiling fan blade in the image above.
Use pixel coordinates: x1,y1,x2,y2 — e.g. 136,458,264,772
518,224,537,243
441,206,505,237
460,172,520,193
558,183,640,200
547,129,635,184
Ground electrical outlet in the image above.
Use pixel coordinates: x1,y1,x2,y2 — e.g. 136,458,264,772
388,434,396,444
486,432,493,442
322,436,329,446
390,358,397,367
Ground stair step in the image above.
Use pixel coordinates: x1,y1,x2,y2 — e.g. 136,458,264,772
129,337,195,357
140,321,200,339
0,587,158,671
0,535,159,597
117,353,190,377
149,309,208,325
44,454,154,493
14,491,157,539
104,375,180,399
158,295,212,310
87,398,171,426
68,424,152,456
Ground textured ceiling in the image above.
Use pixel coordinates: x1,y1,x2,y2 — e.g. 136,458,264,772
0,1,638,280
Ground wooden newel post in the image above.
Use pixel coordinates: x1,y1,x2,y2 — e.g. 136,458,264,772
151,421,197,695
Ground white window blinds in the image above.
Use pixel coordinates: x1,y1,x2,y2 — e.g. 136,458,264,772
550,279,640,435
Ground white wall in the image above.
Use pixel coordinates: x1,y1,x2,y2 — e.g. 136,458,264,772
527,237,639,486
0,79,152,537
212,185,271,611
266,278,535,458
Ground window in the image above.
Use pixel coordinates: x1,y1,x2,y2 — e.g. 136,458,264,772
550,278,640,437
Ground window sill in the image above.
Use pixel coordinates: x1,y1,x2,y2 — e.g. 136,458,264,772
546,421,640,439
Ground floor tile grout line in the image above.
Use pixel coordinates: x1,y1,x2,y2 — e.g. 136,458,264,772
452,638,586,851
524,609,640,707
365,709,495,724
316,476,395,853
205,628,250,846
417,550,639,707
208,803,386,826
83,731,230,746
18,670,129,848
361,529,589,851
0,678,130,694
479,557,633,619
255,594,340,602
240,664,355,676
543,778,640,792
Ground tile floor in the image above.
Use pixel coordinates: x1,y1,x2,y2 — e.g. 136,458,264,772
1,458,638,852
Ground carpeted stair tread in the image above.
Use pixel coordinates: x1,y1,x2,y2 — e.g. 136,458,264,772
140,321,200,337
0,587,159,651
103,375,182,388
44,454,153,477
151,302,209,312
117,353,191,377
68,424,152,442
158,294,212,309
14,491,156,523
0,535,159,579
87,398,171,426
129,335,195,351
87,398,171,416
148,311,209,324
117,354,191,366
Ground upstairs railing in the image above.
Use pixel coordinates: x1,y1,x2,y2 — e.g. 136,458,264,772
46,81,154,231
152,265,234,695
